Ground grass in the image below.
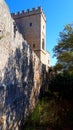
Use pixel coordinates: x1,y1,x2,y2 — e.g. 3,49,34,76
24,93,73,130
24,73,73,130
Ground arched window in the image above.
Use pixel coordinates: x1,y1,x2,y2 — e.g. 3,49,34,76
42,39,45,50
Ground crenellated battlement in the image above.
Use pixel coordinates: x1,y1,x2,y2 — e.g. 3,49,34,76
11,6,42,15
11,6,46,21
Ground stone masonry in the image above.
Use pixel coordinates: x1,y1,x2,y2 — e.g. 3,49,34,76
0,0,46,129
11,7,50,69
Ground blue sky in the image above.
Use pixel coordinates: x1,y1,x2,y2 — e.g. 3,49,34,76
5,0,73,66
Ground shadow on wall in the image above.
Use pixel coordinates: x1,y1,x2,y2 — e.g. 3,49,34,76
0,42,42,130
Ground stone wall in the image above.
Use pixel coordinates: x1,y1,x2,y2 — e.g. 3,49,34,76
0,45,42,130
0,0,46,129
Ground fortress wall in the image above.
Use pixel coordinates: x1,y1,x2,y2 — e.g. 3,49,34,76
0,0,46,129
0,43,43,130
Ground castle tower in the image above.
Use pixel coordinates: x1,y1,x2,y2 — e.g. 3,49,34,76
11,7,50,68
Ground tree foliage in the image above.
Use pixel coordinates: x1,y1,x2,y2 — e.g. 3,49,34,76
53,24,73,74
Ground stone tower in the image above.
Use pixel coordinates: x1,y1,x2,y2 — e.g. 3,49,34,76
11,7,50,68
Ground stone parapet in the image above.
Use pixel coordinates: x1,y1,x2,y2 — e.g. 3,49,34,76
11,7,46,21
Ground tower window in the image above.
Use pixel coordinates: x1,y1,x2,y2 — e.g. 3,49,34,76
42,39,45,50
29,23,32,27
33,44,35,48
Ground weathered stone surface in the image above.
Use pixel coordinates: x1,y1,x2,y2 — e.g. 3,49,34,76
0,0,45,129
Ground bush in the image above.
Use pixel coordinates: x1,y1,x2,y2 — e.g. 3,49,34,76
49,73,73,100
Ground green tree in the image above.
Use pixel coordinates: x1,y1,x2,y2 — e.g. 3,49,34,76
53,24,73,74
